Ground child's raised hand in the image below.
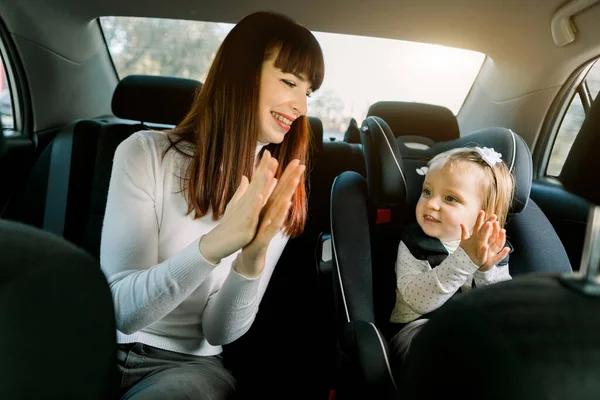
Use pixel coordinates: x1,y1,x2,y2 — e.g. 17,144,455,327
479,220,510,272
459,210,494,267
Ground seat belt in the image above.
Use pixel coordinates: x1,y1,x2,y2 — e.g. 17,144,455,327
43,120,82,237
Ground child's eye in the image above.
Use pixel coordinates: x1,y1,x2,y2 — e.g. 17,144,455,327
282,79,296,88
445,196,458,202
422,188,431,196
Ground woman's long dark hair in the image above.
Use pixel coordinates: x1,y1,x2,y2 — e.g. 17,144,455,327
167,11,324,237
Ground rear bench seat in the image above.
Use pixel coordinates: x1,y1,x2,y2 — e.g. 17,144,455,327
3,75,202,256
3,74,352,398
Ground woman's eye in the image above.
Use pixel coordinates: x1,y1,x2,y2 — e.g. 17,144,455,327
445,196,458,202
282,79,296,88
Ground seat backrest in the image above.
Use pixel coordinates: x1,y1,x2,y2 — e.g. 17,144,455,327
0,219,118,399
367,101,459,145
4,75,202,257
399,89,600,400
332,116,572,332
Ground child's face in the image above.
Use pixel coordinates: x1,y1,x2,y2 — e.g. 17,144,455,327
416,162,486,242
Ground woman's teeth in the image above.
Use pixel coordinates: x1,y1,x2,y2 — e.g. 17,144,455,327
272,112,292,126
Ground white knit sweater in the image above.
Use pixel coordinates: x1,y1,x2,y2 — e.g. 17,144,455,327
100,130,288,356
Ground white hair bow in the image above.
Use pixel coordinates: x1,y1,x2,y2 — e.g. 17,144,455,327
475,147,502,167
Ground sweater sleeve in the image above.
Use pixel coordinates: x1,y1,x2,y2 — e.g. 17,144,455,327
201,231,288,345
100,133,218,335
396,242,479,315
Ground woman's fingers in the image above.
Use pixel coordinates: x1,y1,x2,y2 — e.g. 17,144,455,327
263,178,278,207
268,159,301,200
258,200,293,242
265,162,305,209
228,175,249,210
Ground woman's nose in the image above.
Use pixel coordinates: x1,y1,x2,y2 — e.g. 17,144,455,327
292,93,307,117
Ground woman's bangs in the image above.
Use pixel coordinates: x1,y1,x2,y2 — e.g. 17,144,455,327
273,37,324,91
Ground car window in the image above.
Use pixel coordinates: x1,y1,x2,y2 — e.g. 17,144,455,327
0,56,13,133
588,62,600,100
547,59,600,177
100,17,485,138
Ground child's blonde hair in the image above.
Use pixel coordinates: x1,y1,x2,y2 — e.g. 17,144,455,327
428,147,515,228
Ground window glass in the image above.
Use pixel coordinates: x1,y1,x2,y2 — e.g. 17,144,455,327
587,60,600,100
0,56,13,133
101,17,485,138
546,60,600,176
547,93,585,176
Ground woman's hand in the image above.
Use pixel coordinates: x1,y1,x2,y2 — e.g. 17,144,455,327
234,159,306,278
199,151,279,264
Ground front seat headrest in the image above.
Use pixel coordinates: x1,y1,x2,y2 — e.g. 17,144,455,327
367,101,459,142
361,116,532,215
112,75,202,126
344,118,361,143
308,116,323,154
561,95,600,205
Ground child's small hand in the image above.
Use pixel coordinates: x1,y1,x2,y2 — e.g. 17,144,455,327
479,220,510,272
459,210,494,267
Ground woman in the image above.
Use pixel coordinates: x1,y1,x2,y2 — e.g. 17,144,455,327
100,11,325,399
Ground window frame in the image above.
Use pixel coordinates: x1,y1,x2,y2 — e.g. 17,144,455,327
535,58,597,179
0,15,31,136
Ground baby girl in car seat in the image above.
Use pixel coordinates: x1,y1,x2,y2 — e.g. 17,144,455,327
389,146,515,360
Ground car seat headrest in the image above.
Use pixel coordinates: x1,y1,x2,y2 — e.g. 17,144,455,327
112,75,202,126
561,95,600,205
344,118,361,143
367,101,459,142
308,116,323,154
361,116,532,216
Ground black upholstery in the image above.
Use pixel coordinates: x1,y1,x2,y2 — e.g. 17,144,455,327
0,127,5,158
344,118,361,143
367,101,459,142
331,116,572,399
0,219,118,399
361,116,532,215
396,81,600,400
4,76,202,256
112,75,201,125
400,274,600,400
6,74,346,397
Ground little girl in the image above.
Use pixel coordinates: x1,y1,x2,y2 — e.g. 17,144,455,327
389,146,515,360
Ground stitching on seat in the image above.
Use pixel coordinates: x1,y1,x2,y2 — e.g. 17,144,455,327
369,322,398,392
368,116,407,190
331,175,351,323
508,129,517,172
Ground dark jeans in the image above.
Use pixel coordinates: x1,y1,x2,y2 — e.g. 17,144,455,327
117,343,236,400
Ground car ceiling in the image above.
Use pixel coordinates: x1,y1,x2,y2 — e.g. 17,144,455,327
1,0,600,142
4,0,599,59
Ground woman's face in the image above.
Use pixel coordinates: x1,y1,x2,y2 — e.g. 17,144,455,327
258,58,312,144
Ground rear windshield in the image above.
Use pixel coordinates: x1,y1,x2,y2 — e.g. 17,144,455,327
101,17,485,139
